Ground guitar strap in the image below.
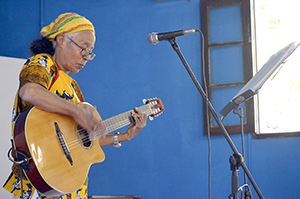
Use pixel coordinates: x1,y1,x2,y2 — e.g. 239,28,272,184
7,139,31,198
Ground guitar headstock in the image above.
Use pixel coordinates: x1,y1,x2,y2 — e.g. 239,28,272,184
143,98,164,121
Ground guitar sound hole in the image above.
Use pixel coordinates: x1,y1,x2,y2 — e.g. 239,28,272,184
77,126,92,148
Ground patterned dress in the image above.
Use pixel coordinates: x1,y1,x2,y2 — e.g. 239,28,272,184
3,54,88,199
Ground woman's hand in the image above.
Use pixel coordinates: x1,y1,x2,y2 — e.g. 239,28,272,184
73,103,107,138
98,107,148,147
123,107,147,141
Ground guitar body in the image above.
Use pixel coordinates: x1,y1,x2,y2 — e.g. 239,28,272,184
13,104,105,197
12,98,164,197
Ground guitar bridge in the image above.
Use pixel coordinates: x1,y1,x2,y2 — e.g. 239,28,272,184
54,122,73,166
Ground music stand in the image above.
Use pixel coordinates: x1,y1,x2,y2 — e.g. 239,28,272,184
220,41,300,120
219,41,299,198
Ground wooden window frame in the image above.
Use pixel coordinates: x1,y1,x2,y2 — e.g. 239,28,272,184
200,0,254,136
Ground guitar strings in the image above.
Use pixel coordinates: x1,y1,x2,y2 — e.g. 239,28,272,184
64,118,128,150
63,106,151,150
56,104,153,151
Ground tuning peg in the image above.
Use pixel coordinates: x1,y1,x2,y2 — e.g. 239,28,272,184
149,116,154,121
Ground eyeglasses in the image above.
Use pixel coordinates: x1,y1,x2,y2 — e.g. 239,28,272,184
67,36,96,60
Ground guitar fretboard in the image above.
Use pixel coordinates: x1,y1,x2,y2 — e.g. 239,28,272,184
97,104,152,137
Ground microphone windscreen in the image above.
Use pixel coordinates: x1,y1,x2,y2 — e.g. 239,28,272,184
147,33,159,45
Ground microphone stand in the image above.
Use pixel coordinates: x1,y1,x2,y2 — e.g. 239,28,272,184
167,37,264,199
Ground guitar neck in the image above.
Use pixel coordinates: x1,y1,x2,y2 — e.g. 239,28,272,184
101,104,152,135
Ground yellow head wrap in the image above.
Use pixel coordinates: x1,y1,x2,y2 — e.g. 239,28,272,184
40,13,95,41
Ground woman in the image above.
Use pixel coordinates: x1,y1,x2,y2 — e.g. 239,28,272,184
4,13,147,199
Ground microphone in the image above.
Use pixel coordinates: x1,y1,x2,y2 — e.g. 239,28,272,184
147,29,197,45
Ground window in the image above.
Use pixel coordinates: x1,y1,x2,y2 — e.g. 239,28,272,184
201,0,300,138
200,0,253,135
254,0,300,136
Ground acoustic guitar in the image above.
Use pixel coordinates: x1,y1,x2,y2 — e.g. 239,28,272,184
12,98,164,197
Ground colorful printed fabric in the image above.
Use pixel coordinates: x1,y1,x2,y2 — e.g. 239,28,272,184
11,53,84,123
3,172,88,199
40,13,95,41
4,53,87,199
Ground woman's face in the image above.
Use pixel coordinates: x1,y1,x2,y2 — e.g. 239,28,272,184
56,30,96,74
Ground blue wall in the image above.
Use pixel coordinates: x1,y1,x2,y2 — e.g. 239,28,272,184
1,0,300,198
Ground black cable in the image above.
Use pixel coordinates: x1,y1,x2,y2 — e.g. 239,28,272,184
196,29,211,199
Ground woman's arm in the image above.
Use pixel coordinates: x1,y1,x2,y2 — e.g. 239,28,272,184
98,108,147,147
19,82,106,136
